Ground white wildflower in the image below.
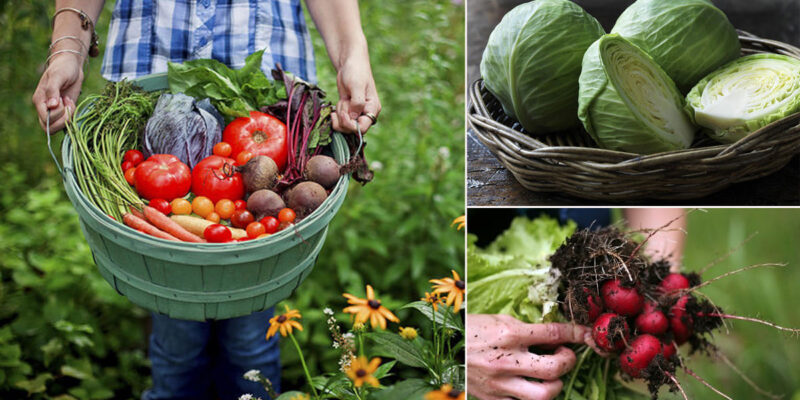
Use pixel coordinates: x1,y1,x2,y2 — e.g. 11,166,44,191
243,369,261,382
438,146,450,159
238,394,257,400
370,161,383,171
323,307,334,316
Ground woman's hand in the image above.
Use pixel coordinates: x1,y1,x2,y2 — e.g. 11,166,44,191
32,53,84,133
467,314,592,400
332,53,381,135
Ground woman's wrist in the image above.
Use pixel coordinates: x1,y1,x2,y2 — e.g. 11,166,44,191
333,34,369,71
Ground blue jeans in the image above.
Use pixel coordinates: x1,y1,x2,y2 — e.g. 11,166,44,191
142,309,281,400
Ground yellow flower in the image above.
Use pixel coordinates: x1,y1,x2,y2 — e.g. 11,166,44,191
345,356,381,388
451,215,465,230
398,326,418,340
343,285,400,330
288,394,310,400
425,384,464,400
430,270,465,313
266,305,303,339
421,292,444,311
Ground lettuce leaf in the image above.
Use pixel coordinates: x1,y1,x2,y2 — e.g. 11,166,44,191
467,216,576,323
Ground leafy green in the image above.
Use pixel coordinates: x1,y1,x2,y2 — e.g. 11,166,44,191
167,50,286,121
611,0,740,94
686,53,800,143
480,0,604,134
578,34,696,154
467,215,575,322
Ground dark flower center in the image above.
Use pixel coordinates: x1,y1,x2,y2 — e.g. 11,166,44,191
455,280,465,290
368,299,381,309
356,369,367,377
448,389,462,398
277,315,287,323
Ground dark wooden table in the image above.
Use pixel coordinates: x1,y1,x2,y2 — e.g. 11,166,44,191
467,0,800,206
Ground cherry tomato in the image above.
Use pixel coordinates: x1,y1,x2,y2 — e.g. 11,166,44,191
205,212,221,223
121,160,135,172
236,151,254,166
124,167,137,185
230,209,255,229
256,233,270,239
278,208,296,224
215,199,236,220
123,149,144,166
171,198,192,215
234,199,247,210
204,224,232,243
192,196,215,218
260,216,280,234
213,142,233,157
191,155,245,203
278,221,294,231
246,222,266,238
134,154,192,200
223,111,288,170
149,198,171,215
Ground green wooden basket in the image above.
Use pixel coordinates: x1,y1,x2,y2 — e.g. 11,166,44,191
58,73,349,321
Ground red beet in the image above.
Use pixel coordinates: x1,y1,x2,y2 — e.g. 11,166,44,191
601,279,644,316
620,334,662,378
635,302,669,335
583,287,604,322
669,295,694,344
592,313,630,352
659,273,691,293
661,340,677,359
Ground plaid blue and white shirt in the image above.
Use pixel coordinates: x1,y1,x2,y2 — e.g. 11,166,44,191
101,0,316,82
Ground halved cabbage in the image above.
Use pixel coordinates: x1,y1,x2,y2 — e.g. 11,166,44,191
480,0,604,135
612,0,740,94
578,34,696,154
686,54,800,143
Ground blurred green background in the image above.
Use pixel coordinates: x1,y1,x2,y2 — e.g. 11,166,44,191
617,209,800,398
0,0,465,398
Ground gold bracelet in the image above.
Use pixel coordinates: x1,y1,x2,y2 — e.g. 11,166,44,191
52,7,99,57
46,49,86,68
50,35,88,55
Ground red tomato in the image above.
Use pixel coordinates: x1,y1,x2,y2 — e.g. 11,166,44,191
230,209,255,229
204,224,232,243
213,142,232,157
236,151,254,166
246,222,266,238
278,208,296,223
134,154,192,200
223,111,288,170
234,199,247,210
191,155,245,203
124,150,144,166
260,216,280,234
124,168,137,185
121,160,134,172
149,198,171,215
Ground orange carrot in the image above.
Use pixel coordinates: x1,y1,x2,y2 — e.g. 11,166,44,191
143,205,206,243
123,213,179,241
129,205,146,220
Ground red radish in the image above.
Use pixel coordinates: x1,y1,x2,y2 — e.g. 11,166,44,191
635,302,669,335
583,287,604,322
661,340,677,359
660,273,691,293
592,313,629,352
620,334,662,378
601,279,644,316
670,295,694,344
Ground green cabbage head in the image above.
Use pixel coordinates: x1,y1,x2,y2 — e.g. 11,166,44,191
480,0,604,135
578,34,696,154
612,0,740,93
686,54,800,143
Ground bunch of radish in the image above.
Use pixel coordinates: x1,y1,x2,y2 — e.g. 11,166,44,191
550,227,800,398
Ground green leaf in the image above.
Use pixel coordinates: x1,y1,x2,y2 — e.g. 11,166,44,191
14,372,52,394
41,338,64,367
61,357,93,380
276,391,307,400
401,301,463,332
365,331,428,368
373,360,397,379
377,378,432,400
312,373,353,399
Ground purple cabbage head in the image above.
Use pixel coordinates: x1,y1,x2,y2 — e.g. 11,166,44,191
143,93,224,168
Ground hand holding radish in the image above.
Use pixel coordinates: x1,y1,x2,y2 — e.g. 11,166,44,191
466,314,595,400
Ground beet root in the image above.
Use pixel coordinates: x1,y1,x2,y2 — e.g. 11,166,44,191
592,313,629,352
620,334,662,378
601,279,644,316
304,155,341,190
636,302,669,335
659,273,691,293
286,181,328,218
246,189,285,220
239,155,280,193
583,287,604,323
669,295,694,344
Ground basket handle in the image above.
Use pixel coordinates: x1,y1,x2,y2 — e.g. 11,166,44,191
46,109,66,180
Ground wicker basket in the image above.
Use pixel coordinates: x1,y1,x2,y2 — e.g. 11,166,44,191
468,31,800,201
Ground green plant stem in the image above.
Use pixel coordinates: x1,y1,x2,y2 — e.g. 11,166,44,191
564,346,591,399
289,333,320,400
